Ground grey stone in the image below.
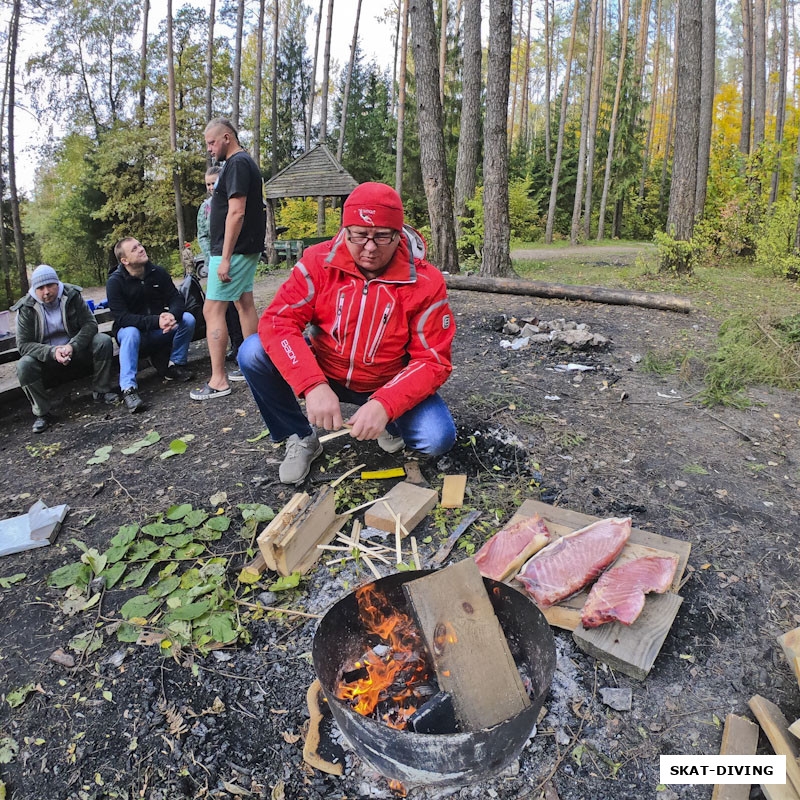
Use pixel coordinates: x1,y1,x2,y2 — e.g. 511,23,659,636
600,687,632,711
502,321,521,335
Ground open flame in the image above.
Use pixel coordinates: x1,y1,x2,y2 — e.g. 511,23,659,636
335,583,431,730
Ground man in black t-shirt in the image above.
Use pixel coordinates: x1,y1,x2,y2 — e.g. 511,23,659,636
190,118,266,401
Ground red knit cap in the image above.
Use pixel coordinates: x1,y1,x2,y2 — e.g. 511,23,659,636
342,182,404,230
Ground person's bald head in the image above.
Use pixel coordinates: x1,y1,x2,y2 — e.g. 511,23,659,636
204,118,239,162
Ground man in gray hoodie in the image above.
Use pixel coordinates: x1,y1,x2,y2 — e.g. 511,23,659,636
12,264,116,433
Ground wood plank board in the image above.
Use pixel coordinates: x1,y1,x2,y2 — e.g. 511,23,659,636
789,719,800,740
403,558,530,731
760,783,800,800
573,591,683,681
778,628,800,691
748,694,800,796
364,482,438,535
256,492,308,572
440,475,467,508
507,498,690,631
711,714,760,800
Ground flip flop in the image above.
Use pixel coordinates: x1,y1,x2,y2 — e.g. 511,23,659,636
190,383,232,401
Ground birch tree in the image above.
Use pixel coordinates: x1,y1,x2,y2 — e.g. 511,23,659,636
769,0,788,205
205,0,216,124
166,0,186,249
306,0,324,151
694,0,715,220
395,0,409,193
8,0,26,290
232,0,245,128
317,0,334,234
337,0,363,162
253,0,265,169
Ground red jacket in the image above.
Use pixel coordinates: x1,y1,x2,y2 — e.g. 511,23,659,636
259,227,455,421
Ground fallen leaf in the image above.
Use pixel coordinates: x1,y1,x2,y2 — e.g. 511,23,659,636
282,731,300,744
137,631,167,646
222,782,252,796
271,780,285,800
209,491,228,506
270,708,289,715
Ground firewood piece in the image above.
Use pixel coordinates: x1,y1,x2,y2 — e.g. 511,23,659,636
748,695,800,796
364,482,438,535
256,492,309,572
303,679,344,776
760,782,800,800
239,552,267,582
404,558,530,731
789,719,800,740
318,427,352,443
443,273,693,313
778,628,800,691
430,510,482,567
440,475,467,508
711,714,760,800
330,463,366,488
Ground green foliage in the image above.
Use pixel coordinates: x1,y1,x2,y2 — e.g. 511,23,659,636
276,198,340,238
121,431,161,455
654,229,698,275
6,684,36,709
0,573,26,588
0,736,19,764
268,572,302,592
754,197,800,279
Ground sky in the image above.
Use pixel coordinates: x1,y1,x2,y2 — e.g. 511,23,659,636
4,0,399,194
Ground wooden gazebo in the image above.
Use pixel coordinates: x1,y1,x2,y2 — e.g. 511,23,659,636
263,144,358,253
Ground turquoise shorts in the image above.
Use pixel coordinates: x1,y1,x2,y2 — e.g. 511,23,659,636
205,253,260,301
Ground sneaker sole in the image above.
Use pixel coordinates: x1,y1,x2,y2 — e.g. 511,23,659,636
280,443,324,485
228,373,246,382
378,439,406,454
190,385,232,401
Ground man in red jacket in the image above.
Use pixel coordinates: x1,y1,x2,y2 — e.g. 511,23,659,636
238,182,457,484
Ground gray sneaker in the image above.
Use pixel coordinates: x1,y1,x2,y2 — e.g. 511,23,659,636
279,432,323,485
377,429,405,453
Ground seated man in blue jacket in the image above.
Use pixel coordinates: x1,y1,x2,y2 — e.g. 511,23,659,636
107,238,195,412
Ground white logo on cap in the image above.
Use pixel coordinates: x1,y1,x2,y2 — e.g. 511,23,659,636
359,208,376,226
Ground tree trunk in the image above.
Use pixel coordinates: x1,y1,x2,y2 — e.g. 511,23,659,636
253,0,265,169
666,0,701,241
265,199,277,264
306,0,324,151
544,0,553,164
337,0,363,163
752,0,766,149
659,4,678,214
0,20,12,300
740,0,752,154
597,0,630,241
138,0,149,126
570,0,599,244
482,0,513,277
395,0,410,194
391,0,401,114
439,0,447,110
409,0,458,272
232,0,245,128
544,0,579,243
205,0,216,125
584,0,605,238
508,0,522,150
694,0,715,220
7,0,26,291
453,0,481,234
769,0,788,205
166,0,186,251
270,0,279,177
519,0,533,147
639,0,662,199
317,0,335,234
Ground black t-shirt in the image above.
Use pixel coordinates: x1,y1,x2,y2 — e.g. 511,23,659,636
209,150,266,256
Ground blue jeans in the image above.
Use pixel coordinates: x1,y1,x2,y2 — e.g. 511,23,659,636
117,313,195,390
237,333,456,456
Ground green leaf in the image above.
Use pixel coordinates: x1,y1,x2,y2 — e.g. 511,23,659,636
121,562,157,589
68,631,103,655
102,690,113,701
163,533,193,548
183,510,209,528
120,595,161,620
159,562,179,579
194,526,223,541
99,562,126,589
269,572,302,591
205,515,230,532
238,503,276,523
164,600,211,621
207,612,238,644
246,429,270,442
110,524,139,547
166,620,192,642
141,522,172,538
148,576,181,598
160,438,188,459
116,622,140,642
166,503,192,520
81,548,107,576
179,568,201,589
103,543,131,564
151,546,174,562
87,445,113,465
0,573,26,589
121,431,161,454
174,543,206,559
0,736,19,764
571,744,585,768
128,540,159,561
169,523,186,534
6,684,35,708
47,562,91,589
70,538,89,554
199,560,226,579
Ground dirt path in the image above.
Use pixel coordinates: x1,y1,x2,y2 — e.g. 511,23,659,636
511,243,654,262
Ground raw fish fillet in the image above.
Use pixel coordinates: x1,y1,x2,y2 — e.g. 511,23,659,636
580,555,678,628
515,517,632,607
474,514,551,581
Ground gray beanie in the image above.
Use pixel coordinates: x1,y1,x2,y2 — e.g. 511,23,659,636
30,264,60,290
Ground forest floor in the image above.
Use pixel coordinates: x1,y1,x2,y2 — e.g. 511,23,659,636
1,248,799,800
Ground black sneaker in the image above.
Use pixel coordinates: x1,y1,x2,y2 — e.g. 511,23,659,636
164,364,193,382
122,387,145,413
93,391,119,405
32,415,52,433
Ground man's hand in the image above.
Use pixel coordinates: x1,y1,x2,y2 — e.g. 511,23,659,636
348,399,389,441
305,383,343,431
159,312,177,333
217,258,232,283
54,344,73,365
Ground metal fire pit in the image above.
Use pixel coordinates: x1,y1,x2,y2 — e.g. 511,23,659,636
312,570,556,787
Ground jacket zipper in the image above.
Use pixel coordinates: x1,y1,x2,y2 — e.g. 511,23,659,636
331,293,345,349
345,283,370,387
366,302,392,362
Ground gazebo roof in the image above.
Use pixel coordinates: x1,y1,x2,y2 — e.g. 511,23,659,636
263,144,358,200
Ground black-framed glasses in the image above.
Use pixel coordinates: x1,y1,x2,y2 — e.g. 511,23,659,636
346,230,397,246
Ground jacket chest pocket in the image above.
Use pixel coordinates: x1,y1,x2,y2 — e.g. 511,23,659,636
329,281,357,354
364,286,396,365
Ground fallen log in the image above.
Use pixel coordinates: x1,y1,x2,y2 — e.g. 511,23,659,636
444,274,692,313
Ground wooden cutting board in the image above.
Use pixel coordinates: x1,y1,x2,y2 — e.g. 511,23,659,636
504,498,691,681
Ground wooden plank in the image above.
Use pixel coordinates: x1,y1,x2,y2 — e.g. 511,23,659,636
748,695,800,796
778,628,800,691
440,475,467,508
403,558,530,730
573,591,683,681
256,492,309,572
711,714,760,800
364,482,438,535
789,719,800,740
760,782,800,800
